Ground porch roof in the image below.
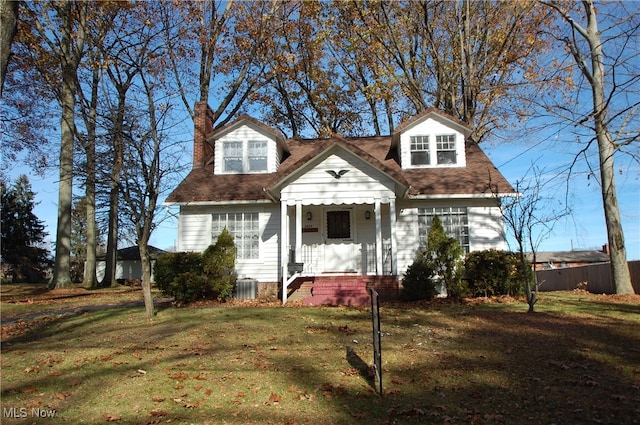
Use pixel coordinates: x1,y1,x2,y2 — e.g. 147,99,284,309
165,135,514,204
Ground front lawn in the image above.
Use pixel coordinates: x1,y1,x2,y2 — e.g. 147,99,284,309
1,291,639,424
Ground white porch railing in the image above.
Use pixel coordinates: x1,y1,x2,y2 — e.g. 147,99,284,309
288,240,392,276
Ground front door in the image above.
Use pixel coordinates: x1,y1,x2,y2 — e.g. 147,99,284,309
324,208,357,272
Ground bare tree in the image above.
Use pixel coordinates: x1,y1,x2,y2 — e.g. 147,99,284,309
494,165,571,312
541,0,637,294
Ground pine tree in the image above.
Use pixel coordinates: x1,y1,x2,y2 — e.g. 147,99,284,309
1,175,51,282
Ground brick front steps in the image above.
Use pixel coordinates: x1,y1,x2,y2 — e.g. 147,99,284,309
286,275,399,306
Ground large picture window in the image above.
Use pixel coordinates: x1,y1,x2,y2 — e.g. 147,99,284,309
212,212,259,259
418,207,469,252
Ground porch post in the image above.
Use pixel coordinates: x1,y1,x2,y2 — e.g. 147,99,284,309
375,199,383,274
389,198,398,275
295,201,302,263
281,200,288,304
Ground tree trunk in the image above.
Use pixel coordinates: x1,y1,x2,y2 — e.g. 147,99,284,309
83,66,99,288
138,242,155,318
583,0,633,294
0,0,18,97
52,3,80,289
100,91,126,288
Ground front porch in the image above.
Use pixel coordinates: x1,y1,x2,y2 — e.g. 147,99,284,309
280,201,399,304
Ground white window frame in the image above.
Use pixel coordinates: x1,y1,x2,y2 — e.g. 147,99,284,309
248,140,268,172
221,139,269,173
417,207,469,253
436,134,457,164
212,212,260,260
410,135,431,166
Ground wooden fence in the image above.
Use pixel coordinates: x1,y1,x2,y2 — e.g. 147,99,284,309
536,260,640,294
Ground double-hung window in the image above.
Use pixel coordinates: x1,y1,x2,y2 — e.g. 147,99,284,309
436,135,457,164
223,141,243,172
410,136,430,165
212,212,260,259
417,207,469,253
248,140,268,172
222,140,268,173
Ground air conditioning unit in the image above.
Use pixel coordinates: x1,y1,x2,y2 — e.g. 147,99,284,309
233,279,258,300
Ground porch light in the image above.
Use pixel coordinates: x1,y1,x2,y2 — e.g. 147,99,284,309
306,211,312,220
365,210,371,220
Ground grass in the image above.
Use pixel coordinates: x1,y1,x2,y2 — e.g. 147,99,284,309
1,289,639,424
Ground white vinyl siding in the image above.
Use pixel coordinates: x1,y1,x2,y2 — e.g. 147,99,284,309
178,205,281,282
279,150,396,205
394,200,507,276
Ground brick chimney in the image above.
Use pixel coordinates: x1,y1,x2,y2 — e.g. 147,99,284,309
193,102,214,169
602,243,610,254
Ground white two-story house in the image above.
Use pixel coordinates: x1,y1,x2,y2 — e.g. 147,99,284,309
165,103,515,305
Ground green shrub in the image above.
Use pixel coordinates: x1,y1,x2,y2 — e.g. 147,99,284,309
170,272,211,304
464,250,528,297
155,229,238,304
155,252,203,296
202,228,237,301
402,216,464,301
401,259,438,301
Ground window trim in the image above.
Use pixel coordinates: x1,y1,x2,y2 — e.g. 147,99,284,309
221,139,269,174
436,134,457,165
406,133,460,168
410,135,431,166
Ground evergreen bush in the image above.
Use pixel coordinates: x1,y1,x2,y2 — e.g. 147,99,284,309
402,216,465,301
154,251,203,296
202,228,237,301
155,228,237,303
464,249,528,297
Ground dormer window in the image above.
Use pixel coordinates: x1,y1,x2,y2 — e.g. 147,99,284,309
407,134,458,167
436,134,457,164
223,141,243,172
248,140,267,171
223,139,268,173
410,136,430,165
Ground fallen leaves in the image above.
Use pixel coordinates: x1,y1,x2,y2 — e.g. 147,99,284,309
102,413,121,422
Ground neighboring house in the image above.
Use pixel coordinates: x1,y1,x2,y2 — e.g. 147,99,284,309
529,245,611,270
96,245,167,283
165,103,515,305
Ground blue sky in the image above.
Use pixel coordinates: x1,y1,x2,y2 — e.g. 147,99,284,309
8,121,639,261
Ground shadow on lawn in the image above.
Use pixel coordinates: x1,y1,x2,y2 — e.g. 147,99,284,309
3,299,640,425
345,345,376,390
